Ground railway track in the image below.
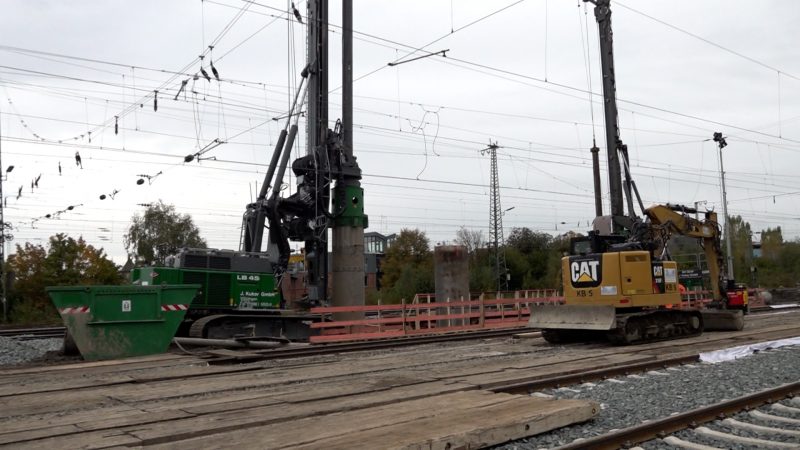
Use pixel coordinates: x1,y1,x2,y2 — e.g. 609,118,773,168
553,382,800,449
475,325,800,449
195,306,795,364
486,354,699,394
197,309,790,366
199,326,531,364
0,326,66,340
2,312,798,448
0,305,789,353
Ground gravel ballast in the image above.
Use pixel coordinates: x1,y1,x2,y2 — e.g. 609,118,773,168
0,336,62,366
498,344,800,449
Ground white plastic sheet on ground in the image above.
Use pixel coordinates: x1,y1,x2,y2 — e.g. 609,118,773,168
699,337,800,364
770,303,800,309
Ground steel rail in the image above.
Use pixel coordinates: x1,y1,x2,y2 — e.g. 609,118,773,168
0,326,66,339
552,381,800,450
486,354,700,394
203,327,532,364
200,310,800,364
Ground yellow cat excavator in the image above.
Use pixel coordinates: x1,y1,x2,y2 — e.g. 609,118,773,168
531,204,746,345
529,0,745,344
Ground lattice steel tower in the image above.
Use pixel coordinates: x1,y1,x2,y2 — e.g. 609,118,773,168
483,142,508,292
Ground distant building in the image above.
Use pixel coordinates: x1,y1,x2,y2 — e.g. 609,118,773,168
364,232,396,292
365,232,396,254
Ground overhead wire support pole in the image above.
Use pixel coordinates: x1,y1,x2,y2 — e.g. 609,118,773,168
713,132,735,284
483,142,508,293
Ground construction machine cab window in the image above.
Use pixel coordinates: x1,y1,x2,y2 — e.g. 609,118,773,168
569,232,626,256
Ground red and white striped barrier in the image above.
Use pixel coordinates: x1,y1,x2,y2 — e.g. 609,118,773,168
58,306,90,314
161,304,189,312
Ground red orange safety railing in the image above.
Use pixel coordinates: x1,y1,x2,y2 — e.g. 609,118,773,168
309,289,560,343
309,288,766,343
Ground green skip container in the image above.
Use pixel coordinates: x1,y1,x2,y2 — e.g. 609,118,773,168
46,284,200,361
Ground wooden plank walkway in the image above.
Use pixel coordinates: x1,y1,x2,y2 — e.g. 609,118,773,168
0,311,798,449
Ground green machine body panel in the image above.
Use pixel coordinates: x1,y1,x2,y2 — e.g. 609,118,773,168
132,266,280,311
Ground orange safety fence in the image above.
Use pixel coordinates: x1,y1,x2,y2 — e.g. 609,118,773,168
309,288,767,343
309,289,561,343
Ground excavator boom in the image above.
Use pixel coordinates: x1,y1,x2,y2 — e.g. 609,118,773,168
641,204,725,302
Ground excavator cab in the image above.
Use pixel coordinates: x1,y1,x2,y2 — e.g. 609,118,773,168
569,232,626,255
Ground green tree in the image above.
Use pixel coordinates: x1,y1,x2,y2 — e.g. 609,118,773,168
760,226,783,261
504,246,530,290
507,228,551,255
725,215,753,282
545,234,571,288
7,234,124,323
753,236,800,288
124,200,207,266
505,227,554,289
454,227,484,256
381,228,433,302
467,255,496,292
776,241,800,286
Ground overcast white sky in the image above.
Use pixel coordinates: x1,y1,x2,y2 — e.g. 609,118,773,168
0,0,799,263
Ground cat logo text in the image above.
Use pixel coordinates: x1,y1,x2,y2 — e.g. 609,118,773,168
569,256,603,288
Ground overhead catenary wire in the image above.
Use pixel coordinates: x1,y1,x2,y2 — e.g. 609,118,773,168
4,71,792,200
2,0,800,252
578,0,597,145
613,1,800,83
157,0,800,151
6,112,797,199
331,0,531,92
2,9,794,150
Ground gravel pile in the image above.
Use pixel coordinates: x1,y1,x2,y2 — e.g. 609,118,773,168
498,344,800,449
0,336,62,366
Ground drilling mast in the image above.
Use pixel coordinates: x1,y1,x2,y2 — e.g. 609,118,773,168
590,0,625,232
331,0,368,318
304,0,331,303
587,0,644,233
241,0,366,312
305,0,367,309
